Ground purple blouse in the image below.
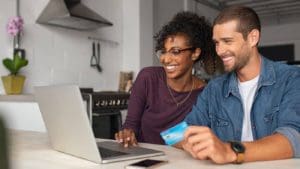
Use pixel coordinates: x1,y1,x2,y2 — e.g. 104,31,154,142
122,67,204,145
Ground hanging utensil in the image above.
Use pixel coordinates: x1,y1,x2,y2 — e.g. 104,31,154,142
96,42,102,72
90,42,98,67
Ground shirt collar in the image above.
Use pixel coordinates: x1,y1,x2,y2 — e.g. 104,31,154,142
224,56,276,97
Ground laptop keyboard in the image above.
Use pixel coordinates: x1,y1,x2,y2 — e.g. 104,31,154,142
98,146,128,158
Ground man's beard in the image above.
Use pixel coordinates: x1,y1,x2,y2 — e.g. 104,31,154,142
223,54,250,73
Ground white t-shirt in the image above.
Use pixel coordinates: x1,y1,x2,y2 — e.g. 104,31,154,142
238,75,259,141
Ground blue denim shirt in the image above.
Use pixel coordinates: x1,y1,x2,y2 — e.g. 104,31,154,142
185,56,300,157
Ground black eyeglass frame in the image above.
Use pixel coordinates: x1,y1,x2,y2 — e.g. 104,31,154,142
156,47,196,59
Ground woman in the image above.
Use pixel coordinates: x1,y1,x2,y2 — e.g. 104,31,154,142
115,11,219,146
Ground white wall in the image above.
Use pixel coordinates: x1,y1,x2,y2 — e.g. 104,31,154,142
153,0,186,66
0,0,154,132
139,0,154,69
153,0,185,31
194,1,219,23
122,0,154,77
260,23,300,60
122,0,140,75
0,0,123,94
0,0,15,94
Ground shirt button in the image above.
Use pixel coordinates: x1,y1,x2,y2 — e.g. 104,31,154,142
252,125,256,129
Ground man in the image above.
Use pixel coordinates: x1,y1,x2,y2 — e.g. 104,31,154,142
180,6,300,164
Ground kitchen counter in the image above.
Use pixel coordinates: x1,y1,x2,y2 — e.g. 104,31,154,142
9,130,300,169
0,94,35,102
0,94,45,132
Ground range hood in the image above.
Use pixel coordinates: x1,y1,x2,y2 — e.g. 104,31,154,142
37,0,113,31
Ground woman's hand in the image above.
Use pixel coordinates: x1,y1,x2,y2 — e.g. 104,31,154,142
115,128,138,147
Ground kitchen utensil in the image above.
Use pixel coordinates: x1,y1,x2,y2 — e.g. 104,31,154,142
90,42,98,67
96,42,102,72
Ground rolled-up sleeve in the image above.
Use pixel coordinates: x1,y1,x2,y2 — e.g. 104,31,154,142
275,127,300,157
275,69,300,158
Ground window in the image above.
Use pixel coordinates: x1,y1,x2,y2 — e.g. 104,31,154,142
258,44,294,62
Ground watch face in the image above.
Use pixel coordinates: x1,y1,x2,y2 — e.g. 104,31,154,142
231,142,245,153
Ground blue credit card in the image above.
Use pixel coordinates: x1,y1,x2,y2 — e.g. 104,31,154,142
160,121,188,146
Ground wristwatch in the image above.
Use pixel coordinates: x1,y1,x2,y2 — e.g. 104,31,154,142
229,141,245,164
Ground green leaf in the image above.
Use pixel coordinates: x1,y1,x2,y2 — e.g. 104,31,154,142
2,54,28,75
3,58,16,75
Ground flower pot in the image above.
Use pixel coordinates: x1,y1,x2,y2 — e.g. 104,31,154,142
1,75,25,95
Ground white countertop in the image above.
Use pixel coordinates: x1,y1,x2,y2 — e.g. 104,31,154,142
9,130,300,169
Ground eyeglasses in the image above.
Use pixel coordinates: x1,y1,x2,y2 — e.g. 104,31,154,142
156,47,195,59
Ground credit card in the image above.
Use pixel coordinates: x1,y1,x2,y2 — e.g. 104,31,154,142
160,121,188,145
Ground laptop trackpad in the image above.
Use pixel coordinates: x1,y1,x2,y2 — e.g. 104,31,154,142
98,146,128,158
97,141,162,159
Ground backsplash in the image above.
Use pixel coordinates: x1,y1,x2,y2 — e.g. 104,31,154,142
0,0,123,94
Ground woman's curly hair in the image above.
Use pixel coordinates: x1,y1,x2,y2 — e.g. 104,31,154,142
154,11,222,76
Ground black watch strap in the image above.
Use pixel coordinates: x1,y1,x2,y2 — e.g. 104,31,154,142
229,141,245,164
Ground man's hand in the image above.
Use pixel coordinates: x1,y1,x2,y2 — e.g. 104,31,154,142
182,126,236,164
115,128,138,147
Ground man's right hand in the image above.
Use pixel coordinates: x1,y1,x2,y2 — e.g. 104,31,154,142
115,128,138,147
182,126,236,164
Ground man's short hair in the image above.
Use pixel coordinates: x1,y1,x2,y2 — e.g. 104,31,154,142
213,5,261,40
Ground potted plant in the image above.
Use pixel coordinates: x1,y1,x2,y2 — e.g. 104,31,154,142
1,54,28,94
2,16,27,95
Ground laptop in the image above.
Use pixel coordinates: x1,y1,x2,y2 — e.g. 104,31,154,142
34,85,164,164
